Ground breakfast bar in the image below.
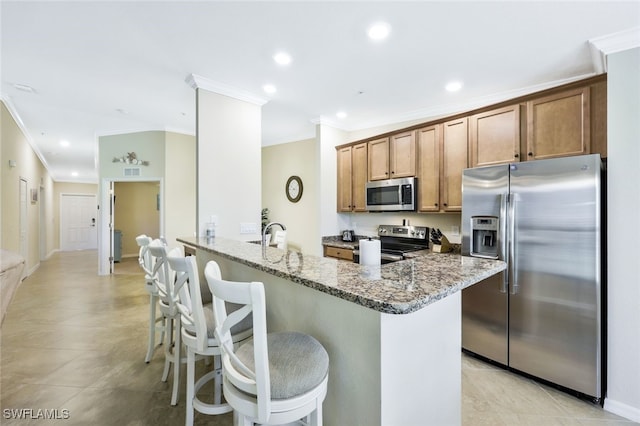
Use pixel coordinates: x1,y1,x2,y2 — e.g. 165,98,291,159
178,236,505,426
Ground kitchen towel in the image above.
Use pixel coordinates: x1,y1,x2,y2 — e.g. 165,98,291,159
359,238,381,266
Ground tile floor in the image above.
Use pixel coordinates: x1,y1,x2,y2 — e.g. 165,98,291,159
1,250,636,426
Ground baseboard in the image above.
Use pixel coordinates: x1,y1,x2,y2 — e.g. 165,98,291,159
25,262,40,278
604,397,640,422
45,249,59,260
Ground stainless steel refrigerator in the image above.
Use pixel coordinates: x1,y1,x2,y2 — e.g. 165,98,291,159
461,154,605,403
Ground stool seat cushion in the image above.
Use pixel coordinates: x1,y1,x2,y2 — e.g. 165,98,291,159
236,332,329,400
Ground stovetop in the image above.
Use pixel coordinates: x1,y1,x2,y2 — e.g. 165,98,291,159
378,225,430,253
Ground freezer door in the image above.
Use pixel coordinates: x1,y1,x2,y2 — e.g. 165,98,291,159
462,271,508,365
508,154,602,398
461,165,509,364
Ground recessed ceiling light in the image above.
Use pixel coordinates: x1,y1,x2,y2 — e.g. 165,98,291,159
263,84,277,94
116,108,129,114
273,52,292,66
336,111,347,119
445,81,463,92
368,22,391,40
60,140,70,147
71,172,78,177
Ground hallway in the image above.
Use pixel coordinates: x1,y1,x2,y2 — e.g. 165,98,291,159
1,250,634,425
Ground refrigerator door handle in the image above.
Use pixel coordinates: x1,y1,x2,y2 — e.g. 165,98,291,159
499,193,509,293
508,193,519,295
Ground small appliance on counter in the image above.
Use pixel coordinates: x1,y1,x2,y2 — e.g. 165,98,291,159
341,230,356,242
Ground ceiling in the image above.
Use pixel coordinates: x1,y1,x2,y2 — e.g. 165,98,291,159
2,1,639,183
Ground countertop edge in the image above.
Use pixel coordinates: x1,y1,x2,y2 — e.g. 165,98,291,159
178,237,505,315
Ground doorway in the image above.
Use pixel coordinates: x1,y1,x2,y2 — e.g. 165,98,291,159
19,178,28,267
112,181,161,273
98,178,163,275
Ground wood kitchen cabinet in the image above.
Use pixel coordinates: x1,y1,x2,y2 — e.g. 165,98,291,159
470,104,521,167
442,118,468,211
323,245,354,261
337,142,367,212
367,137,390,181
368,132,416,181
417,124,442,212
526,87,590,160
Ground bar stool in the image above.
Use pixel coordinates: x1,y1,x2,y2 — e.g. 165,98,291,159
207,261,329,426
135,235,165,363
167,255,253,426
148,240,184,406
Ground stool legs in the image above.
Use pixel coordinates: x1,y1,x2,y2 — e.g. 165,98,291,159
171,317,181,406
145,293,164,363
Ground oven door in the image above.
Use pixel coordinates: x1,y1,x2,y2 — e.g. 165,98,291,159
353,249,404,264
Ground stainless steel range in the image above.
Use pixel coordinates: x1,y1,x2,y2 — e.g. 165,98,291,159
354,225,430,264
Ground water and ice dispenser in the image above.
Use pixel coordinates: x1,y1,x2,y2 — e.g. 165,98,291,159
470,216,499,259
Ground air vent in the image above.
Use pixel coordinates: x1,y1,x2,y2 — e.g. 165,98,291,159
124,167,141,177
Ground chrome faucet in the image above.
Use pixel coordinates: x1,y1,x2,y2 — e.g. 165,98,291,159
262,222,286,258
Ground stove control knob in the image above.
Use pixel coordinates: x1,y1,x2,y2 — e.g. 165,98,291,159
379,228,386,234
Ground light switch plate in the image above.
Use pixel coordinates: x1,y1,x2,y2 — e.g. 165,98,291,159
240,223,258,234
451,226,460,236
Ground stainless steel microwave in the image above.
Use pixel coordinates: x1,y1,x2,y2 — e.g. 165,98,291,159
365,177,416,211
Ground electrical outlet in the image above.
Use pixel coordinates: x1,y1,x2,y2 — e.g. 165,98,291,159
451,225,460,236
240,223,258,234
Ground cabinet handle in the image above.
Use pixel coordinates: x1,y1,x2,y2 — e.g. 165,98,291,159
528,152,533,157
514,153,519,158
443,203,448,207
435,203,438,207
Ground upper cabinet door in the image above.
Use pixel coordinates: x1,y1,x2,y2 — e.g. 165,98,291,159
390,131,416,178
351,142,368,212
470,104,521,167
368,137,390,181
526,87,590,160
442,117,468,211
417,124,442,212
336,146,353,212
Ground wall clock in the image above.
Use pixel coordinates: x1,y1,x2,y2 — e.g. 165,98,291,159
285,175,303,203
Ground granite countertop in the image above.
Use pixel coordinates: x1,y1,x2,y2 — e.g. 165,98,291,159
321,235,371,250
178,236,505,315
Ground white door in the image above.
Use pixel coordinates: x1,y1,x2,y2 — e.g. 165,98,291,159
19,178,28,260
60,194,98,251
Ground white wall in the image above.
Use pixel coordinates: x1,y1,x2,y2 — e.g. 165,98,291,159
605,47,640,422
196,89,262,241
317,123,347,238
262,138,319,254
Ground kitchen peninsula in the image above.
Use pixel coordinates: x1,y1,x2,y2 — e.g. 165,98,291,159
178,236,505,426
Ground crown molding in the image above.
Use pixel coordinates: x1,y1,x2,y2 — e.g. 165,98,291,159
589,27,640,73
310,116,348,130
345,73,598,134
185,73,268,106
1,94,54,176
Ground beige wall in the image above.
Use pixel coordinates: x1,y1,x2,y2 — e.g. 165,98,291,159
98,131,166,179
262,138,318,254
1,102,54,274
196,89,262,241
164,131,196,245
114,181,160,257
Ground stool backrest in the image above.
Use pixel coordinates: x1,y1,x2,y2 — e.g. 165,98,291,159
206,261,270,423
167,255,209,351
135,235,153,280
148,240,183,313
